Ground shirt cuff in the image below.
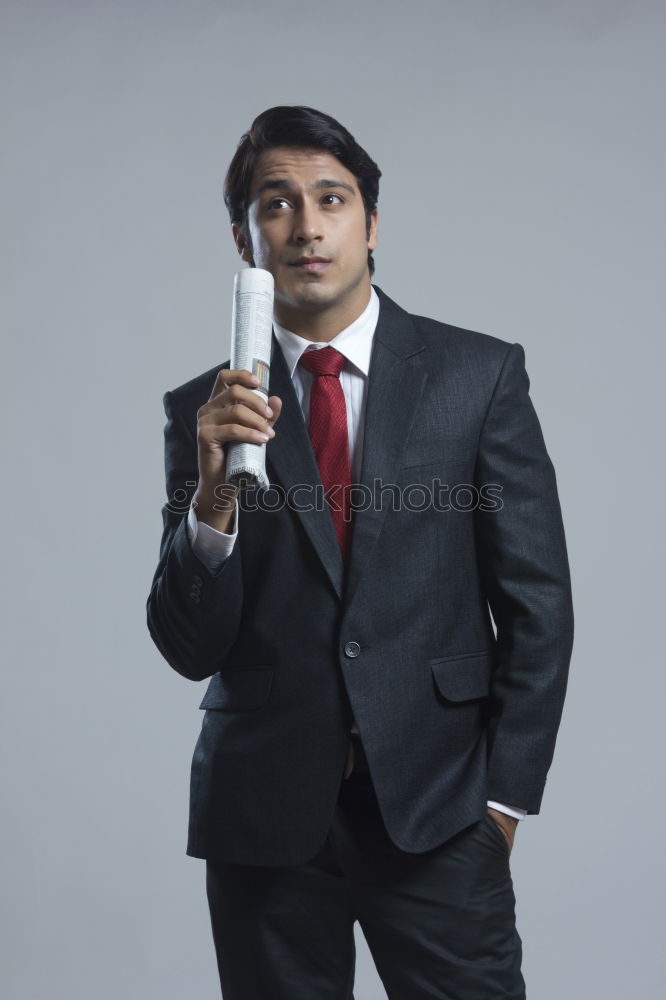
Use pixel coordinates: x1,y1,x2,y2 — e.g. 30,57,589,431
487,801,528,821
187,501,238,572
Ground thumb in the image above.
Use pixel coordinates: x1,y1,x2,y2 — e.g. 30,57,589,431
267,395,283,428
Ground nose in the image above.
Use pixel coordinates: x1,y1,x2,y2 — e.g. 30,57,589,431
291,201,323,245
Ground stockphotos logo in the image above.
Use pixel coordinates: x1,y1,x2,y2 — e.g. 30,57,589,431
164,478,504,519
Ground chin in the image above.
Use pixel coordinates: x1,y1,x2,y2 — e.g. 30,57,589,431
285,283,336,311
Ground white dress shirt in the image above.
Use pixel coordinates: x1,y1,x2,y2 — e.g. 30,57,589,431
186,287,526,820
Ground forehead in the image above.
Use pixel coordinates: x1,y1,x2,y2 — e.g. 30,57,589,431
248,147,360,200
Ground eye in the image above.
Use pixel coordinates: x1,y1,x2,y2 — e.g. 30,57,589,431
321,193,343,205
266,197,292,211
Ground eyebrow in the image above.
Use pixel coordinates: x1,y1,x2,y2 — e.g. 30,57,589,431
254,177,357,198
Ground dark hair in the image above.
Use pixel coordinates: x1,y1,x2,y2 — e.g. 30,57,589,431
224,106,381,275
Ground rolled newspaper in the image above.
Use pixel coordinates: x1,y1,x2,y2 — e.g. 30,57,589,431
225,268,275,490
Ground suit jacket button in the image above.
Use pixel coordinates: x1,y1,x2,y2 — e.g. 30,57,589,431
344,641,361,658
193,575,203,588
190,589,201,604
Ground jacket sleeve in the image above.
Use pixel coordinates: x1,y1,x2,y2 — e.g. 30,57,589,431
146,389,244,681
474,342,574,813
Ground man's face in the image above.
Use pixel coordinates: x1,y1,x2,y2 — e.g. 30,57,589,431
233,146,378,329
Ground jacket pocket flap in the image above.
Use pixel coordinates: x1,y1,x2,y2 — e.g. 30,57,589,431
430,651,493,702
199,668,274,711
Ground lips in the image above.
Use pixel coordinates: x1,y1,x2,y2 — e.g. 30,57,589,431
291,256,331,272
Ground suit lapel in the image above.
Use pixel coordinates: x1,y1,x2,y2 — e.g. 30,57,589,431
266,334,345,599
264,287,427,606
343,288,428,611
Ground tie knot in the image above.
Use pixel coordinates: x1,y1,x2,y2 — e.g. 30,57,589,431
298,346,346,378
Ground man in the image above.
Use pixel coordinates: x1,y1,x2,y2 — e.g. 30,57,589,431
147,105,574,999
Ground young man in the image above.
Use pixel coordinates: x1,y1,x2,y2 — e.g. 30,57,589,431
147,106,574,999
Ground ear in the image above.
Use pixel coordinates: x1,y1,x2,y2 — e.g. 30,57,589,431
232,223,254,264
367,210,378,252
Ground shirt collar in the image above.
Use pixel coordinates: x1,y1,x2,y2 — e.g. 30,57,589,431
272,286,379,378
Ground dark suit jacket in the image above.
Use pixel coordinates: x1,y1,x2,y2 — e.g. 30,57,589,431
146,285,574,867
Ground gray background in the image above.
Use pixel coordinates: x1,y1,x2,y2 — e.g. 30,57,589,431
2,1,664,997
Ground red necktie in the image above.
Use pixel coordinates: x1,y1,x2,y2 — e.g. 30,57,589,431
298,346,352,560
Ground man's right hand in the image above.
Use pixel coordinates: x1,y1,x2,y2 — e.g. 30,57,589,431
192,368,282,533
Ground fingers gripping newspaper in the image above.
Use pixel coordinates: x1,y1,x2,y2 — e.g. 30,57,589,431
225,268,275,490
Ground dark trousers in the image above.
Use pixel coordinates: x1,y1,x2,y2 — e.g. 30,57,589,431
206,735,525,999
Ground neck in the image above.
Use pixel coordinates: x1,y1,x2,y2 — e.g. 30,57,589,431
274,281,372,343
